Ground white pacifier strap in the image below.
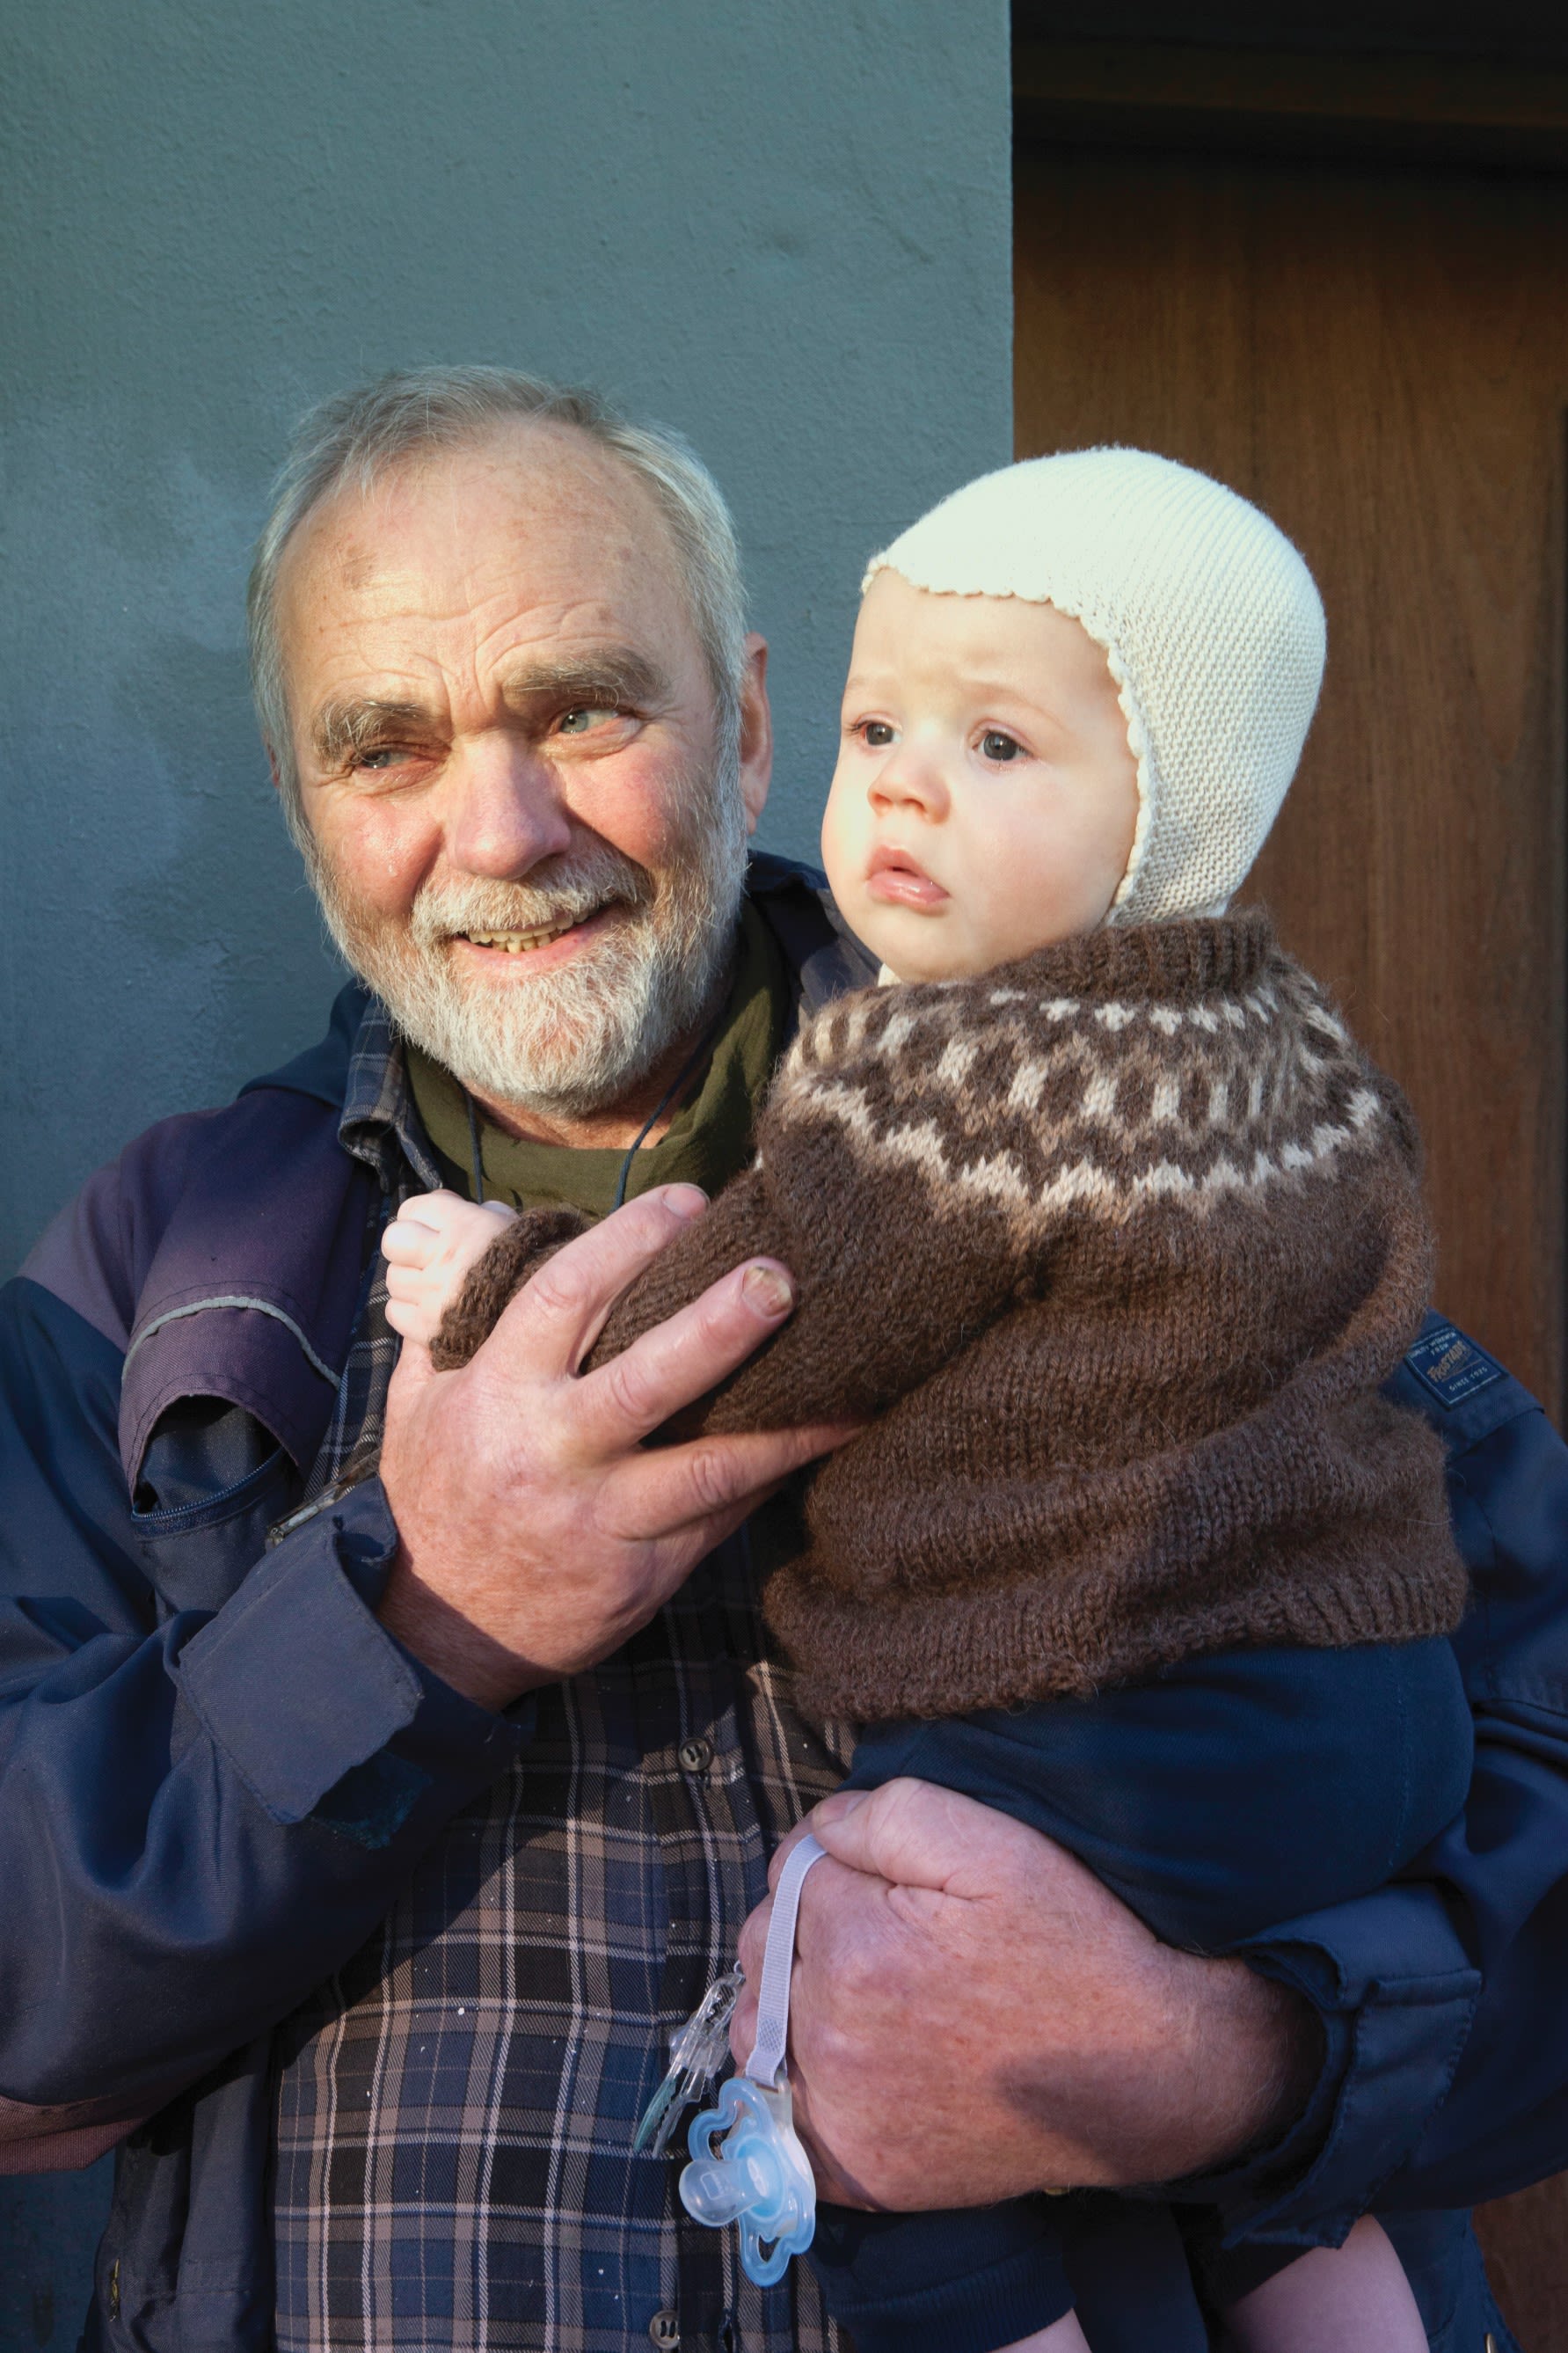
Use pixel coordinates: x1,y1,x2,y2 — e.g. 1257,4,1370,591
745,1832,828,2089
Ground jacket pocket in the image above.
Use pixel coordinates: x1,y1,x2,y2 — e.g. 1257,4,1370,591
133,1446,300,1617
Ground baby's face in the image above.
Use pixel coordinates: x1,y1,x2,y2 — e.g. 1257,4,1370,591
820,570,1141,981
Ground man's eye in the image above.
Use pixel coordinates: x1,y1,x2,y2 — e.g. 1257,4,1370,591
558,705,619,736
354,748,406,771
980,730,1023,764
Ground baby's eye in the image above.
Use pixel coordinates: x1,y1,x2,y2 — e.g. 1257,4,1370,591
979,729,1024,764
857,720,896,749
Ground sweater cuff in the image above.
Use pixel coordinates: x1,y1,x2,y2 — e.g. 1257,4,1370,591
178,1478,519,1830
1175,1884,1481,2248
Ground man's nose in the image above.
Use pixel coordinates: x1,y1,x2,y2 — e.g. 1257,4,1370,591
869,743,950,821
443,735,573,878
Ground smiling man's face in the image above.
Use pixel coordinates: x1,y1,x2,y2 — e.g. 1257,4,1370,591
273,420,769,1126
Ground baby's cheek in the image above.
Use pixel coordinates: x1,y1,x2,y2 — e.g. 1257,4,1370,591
818,768,863,902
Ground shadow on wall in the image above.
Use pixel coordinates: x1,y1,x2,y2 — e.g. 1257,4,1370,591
0,2160,113,2351
0,413,349,1281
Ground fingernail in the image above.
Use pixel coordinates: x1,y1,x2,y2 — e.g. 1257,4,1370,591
662,1184,708,1220
741,1261,794,1318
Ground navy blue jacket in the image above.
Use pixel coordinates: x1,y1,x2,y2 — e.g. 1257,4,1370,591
0,860,1558,2351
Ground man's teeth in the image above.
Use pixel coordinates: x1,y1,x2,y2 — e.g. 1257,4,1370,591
462,919,580,954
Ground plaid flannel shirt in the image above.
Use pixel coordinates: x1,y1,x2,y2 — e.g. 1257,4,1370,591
272,999,852,2353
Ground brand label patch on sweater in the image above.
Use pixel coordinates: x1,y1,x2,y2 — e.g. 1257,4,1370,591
1405,1324,1505,1408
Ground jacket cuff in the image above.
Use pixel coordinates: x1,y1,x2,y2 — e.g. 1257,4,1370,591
1178,1883,1481,2247
177,1478,520,1829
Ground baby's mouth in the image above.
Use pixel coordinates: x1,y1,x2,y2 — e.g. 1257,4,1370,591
865,845,948,910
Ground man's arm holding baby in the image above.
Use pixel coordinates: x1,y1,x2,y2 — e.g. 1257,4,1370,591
736,1337,1568,2239
733,1780,1318,2211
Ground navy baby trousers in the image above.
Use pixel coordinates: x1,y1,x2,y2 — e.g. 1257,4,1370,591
804,1636,1473,2352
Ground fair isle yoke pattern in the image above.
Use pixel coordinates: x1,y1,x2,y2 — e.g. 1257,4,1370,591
440,911,1466,1723
769,910,1390,1234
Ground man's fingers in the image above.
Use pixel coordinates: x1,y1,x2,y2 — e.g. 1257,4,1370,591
731,1896,769,2063
480,1186,709,1378
806,1778,1023,1899
609,1420,861,1539
765,1810,840,1895
573,1254,802,1450
730,1842,864,2072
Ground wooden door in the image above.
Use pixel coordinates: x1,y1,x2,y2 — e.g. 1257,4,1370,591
1017,144,1568,1424
1017,138,1568,2350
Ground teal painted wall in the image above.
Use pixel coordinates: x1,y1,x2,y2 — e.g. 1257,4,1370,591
0,0,1012,1282
0,1,1011,2338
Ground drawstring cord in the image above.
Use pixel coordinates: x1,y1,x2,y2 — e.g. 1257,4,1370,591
465,1089,486,1205
609,1003,728,1211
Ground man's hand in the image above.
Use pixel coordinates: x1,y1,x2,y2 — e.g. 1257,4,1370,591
733,1779,1319,2209
377,1184,855,1711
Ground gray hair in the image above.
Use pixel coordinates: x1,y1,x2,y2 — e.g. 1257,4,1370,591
247,366,748,830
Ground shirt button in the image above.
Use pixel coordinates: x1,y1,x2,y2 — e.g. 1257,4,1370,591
678,1737,713,1775
648,2311,681,2348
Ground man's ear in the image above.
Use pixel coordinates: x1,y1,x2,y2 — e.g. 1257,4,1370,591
266,744,282,792
737,634,772,837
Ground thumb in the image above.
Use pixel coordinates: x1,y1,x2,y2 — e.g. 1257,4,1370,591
805,1777,980,1896
384,1327,438,1416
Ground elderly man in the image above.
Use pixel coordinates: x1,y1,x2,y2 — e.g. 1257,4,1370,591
1,369,1563,2353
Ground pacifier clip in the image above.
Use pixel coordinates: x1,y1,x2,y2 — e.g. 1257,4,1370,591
678,1834,828,2284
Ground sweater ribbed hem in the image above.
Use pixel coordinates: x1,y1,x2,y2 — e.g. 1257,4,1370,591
772,1425,1466,1723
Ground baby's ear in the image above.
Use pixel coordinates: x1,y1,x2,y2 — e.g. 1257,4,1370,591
429,1205,594,1369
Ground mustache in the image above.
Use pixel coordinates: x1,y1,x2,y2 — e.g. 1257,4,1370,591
407,844,655,950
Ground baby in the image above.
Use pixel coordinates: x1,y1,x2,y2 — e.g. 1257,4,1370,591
383,451,1471,2352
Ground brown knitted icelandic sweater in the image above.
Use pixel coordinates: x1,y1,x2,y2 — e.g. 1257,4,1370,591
437,911,1468,1722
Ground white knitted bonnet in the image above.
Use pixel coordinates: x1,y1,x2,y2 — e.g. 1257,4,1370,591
863,449,1326,926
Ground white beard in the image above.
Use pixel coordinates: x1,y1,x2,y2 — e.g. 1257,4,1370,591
305,756,749,1121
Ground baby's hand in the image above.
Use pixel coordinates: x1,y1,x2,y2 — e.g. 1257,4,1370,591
382,1190,517,1351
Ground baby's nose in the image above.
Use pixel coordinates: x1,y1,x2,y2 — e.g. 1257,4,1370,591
870,748,950,817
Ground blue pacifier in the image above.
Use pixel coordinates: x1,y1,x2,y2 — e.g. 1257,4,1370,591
680,2072,817,2284
669,1832,828,2286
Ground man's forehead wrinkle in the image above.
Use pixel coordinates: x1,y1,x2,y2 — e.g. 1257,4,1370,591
278,435,711,755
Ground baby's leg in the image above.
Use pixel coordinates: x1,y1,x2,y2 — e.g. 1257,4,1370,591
1222,2217,1426,2353
382,1189,517,1351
